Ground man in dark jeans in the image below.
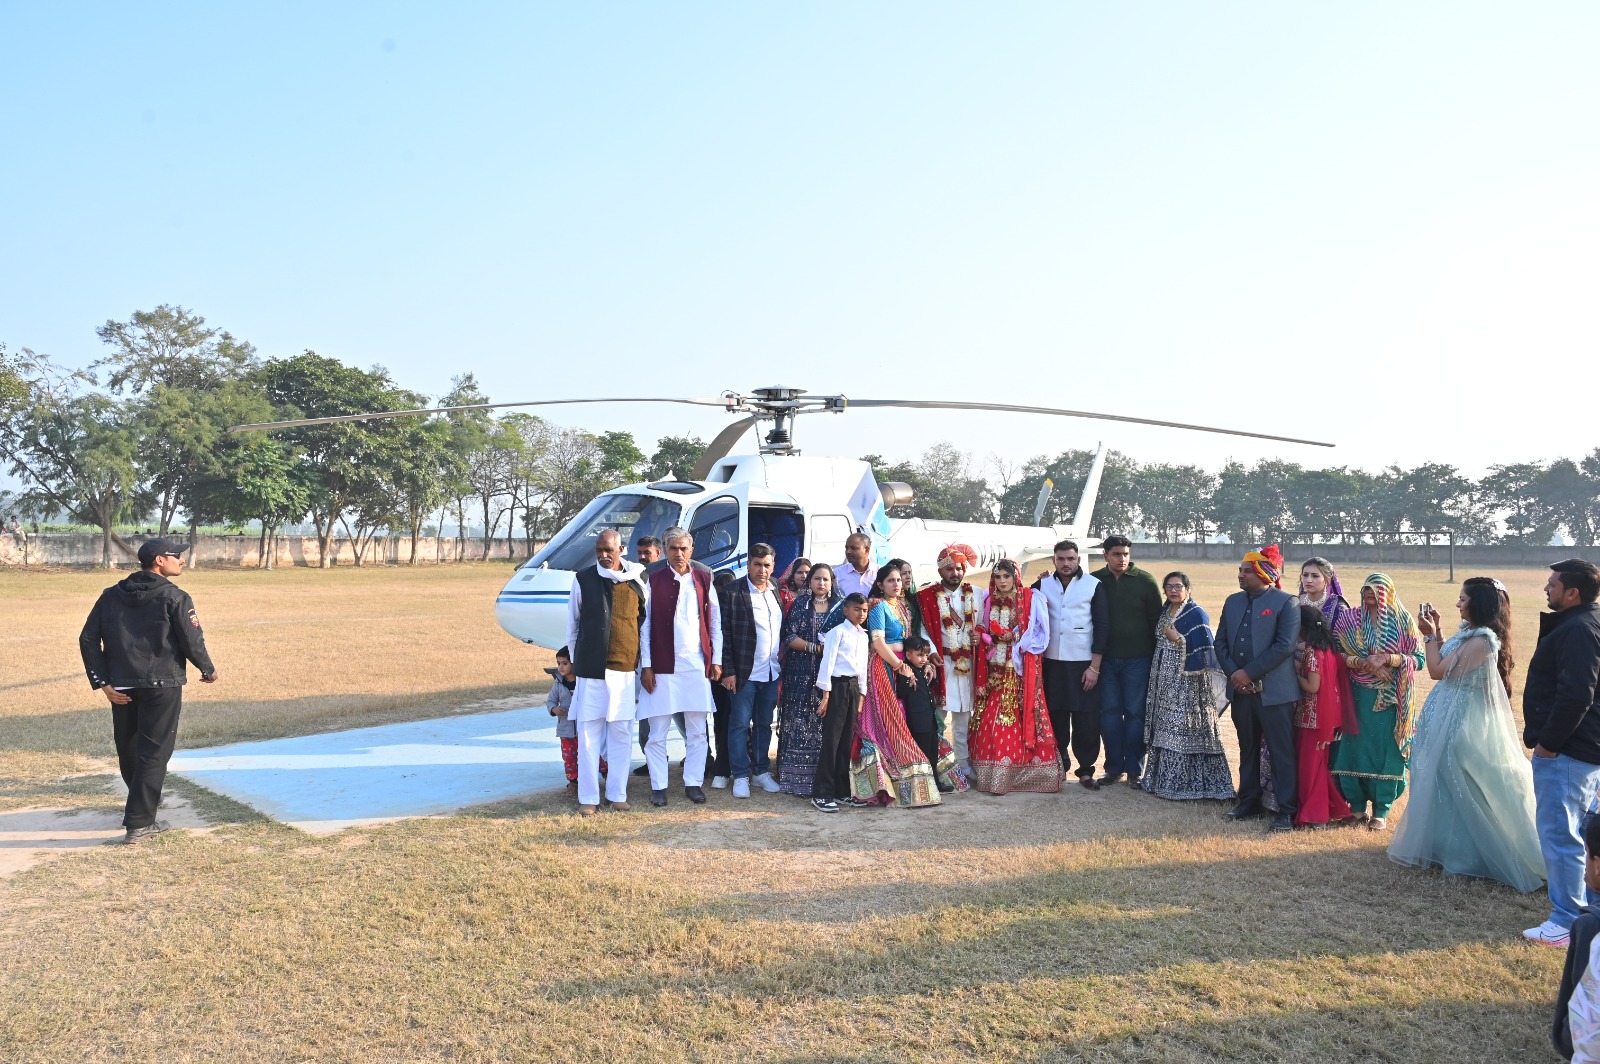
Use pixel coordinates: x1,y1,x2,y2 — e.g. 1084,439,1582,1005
1524,558,1600,948
1090,535,1163,787
78,538,218,843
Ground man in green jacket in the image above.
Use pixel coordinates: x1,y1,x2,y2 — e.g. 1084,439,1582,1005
1091,535,1163,787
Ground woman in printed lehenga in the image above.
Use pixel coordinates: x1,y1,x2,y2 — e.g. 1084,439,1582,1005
1331,572,1425,831
969,559,1063,794
775,563,838,797
1140,571,1234,801
1292,604,1354,828
850,564,965,806
1388,578,1543,890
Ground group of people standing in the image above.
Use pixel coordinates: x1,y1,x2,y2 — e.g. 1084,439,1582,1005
553,525,1600,950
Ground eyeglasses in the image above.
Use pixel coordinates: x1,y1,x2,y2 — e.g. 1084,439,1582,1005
1163,583,1186,590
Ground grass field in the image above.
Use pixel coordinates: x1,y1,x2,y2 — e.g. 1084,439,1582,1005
0,559,1571,1061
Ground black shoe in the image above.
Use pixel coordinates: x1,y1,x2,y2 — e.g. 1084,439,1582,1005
632,764,651,776
936,780,955,793
1225,802,1264,820
651,789,668,807
811,797,839,813
685,786,706,804
1077,774,1101,791
124,819,171,844
1269,813,1294,832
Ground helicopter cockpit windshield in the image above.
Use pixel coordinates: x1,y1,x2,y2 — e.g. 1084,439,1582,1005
525,493,684,571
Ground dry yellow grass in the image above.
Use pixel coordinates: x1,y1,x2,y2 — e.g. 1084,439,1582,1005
0,558,1572,1061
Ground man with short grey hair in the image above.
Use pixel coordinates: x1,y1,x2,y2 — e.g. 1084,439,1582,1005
639,527,721,805
567,528,648,815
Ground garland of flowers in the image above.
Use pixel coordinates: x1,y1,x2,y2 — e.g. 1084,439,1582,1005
936,584,979,674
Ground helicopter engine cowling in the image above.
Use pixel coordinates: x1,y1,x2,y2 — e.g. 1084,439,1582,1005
878,482,915,508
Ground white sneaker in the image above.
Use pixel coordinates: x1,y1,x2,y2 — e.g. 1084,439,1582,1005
754,771,780,793
711,776,729,789
732,777,751,799
1524,920,1571,947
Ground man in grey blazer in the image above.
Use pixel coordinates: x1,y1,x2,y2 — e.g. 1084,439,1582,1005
1214,548,1302,831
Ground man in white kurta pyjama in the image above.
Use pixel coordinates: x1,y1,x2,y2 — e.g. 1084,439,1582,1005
639,528,723,806
567,529,648,814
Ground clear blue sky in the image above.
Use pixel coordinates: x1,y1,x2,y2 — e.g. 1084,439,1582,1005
3,3,1596,479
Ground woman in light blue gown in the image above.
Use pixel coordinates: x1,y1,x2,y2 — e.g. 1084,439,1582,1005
1388,577,1544,891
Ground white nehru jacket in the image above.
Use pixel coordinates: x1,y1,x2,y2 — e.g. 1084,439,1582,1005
1037,571,1100,662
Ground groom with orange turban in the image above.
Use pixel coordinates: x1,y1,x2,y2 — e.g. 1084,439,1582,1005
918,543,983,779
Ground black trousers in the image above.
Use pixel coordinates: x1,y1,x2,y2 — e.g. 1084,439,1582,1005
1232,692,1297,816
112,687,183,829
1042,658,1101,778
904,701,939,769
709,681,738,778
813,676,861,800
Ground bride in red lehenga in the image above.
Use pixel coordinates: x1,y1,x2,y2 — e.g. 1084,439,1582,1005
969,559,1064,794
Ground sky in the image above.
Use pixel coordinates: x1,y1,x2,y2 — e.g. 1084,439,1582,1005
3,3,1597,483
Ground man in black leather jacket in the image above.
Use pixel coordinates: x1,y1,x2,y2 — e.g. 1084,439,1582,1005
79,537,218,843
1524,558,1600,947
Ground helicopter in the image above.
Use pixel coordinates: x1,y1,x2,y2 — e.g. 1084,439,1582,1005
232,386,1333,650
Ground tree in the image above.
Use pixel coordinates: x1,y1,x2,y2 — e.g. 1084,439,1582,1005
1482,462,1557,545
1130,464,1215,543
646,435,706,481
189,429,309,569
997,449,1139,535
94,305,256,394
0,358,145,566
1281,466,1367,540
1210,459,1302,546
1539,458,1600,546
863,443,994,522
260,351,401,567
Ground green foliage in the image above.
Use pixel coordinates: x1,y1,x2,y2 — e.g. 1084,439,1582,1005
646,435,706,481
864,443,995,522
94,304,257,394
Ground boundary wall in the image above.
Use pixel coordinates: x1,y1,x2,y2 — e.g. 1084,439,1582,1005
0,533,539,568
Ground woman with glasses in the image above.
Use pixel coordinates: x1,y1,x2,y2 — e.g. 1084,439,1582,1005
1138,572,1234,801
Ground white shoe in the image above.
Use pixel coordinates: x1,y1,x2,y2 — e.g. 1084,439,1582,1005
754,771,780,793
1524,920,1571,947
711,776,729,789
732,777,751,799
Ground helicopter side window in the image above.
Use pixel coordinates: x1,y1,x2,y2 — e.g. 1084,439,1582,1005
688,496,740,569
526,494,684,572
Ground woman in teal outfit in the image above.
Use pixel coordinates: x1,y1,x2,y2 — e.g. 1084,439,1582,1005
1388,577,1542,890
1330,573,1424,830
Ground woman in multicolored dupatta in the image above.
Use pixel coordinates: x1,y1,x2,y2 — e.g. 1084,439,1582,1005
1140,571,1234,801
775,557,812,613
969,559,1063,794
1331,572,1425,830
775,563,838,796
850,563,964,806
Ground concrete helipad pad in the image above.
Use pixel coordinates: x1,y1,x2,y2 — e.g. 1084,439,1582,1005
169,708,683,833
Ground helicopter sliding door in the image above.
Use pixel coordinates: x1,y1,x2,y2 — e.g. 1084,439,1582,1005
687,493,742,572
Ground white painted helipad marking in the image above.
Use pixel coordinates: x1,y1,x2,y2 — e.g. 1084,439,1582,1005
169,707,683,834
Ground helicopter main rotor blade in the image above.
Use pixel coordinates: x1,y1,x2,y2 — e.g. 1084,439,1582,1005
228,397,728,433
841,399,1334,448
691,416,760,480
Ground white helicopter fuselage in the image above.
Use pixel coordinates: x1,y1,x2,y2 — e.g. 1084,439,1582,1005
494,449,1106,649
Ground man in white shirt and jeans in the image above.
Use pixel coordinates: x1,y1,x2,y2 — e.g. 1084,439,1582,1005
813,593,871,811
1030,540,1109,790
718,542,784,799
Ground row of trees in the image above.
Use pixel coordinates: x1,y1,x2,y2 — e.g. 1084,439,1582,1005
6,306,1599,569
0,307,707,567
868,444,1600,547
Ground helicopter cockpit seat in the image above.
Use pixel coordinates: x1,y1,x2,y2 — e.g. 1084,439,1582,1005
748,507,804,576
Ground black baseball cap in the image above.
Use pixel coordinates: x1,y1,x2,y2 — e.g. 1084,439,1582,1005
137,537,190,566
